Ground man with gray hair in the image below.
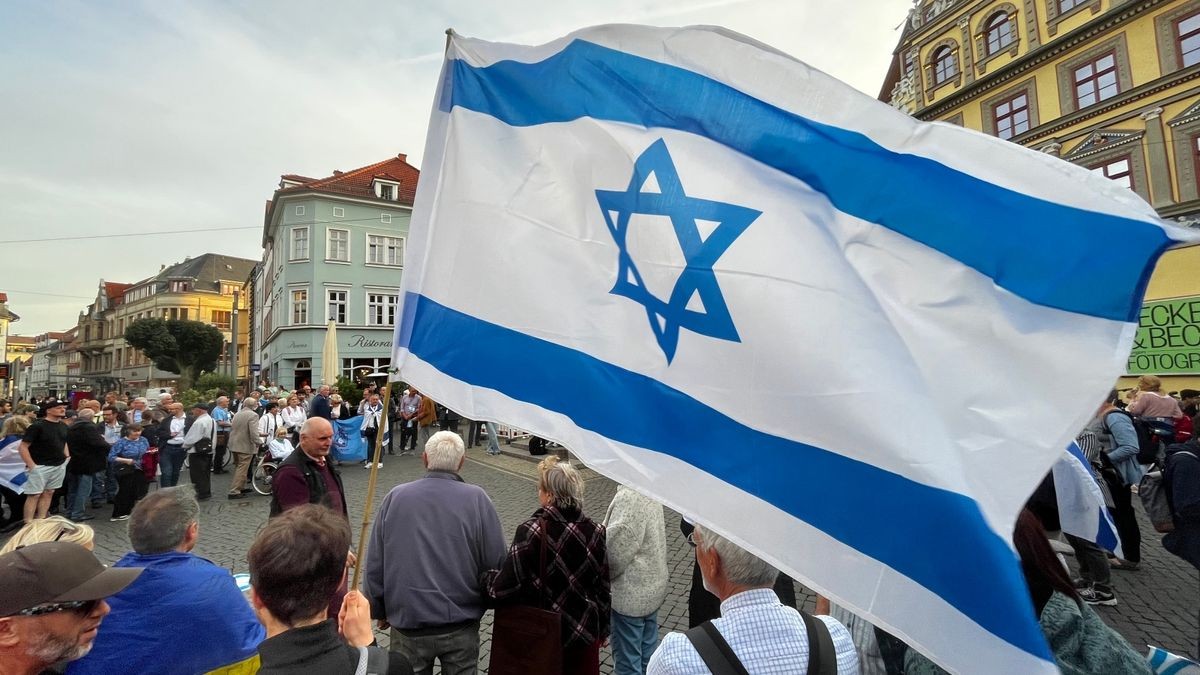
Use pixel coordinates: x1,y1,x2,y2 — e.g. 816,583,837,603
364,430,506,675
67,486,265,675
647,524,859,674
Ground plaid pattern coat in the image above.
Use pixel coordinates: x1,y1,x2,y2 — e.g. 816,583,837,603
483,504,611,647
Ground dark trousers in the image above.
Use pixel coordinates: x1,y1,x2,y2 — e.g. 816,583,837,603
161,446,186,487
562,639,601,675
399,422,418,451
189,453,212,498
364,429,379,460
112,470,145,518
1065,533,1112,589
1109,481,1141,563
0,485,25,526
213,441,227,473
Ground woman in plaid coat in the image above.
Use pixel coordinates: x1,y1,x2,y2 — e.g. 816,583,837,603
484,456,611,674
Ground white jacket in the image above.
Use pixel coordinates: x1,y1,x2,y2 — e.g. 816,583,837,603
258,412,285,444
281,405,307,431
603,485,669,617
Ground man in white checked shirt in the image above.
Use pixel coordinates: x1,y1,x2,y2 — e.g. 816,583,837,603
648,524,858,674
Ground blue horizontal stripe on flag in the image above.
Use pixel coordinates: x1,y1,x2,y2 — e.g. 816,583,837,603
398,292,1053,662
446,40,1171,323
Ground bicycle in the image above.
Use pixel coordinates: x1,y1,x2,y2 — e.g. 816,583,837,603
251,447,281,496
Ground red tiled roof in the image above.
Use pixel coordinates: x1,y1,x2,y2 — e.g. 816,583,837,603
7,336,34,346
279,154,419,204
104,282,133,306
281,174,317,182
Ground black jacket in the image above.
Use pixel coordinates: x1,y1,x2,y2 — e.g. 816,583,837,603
268,449,347,518
256,619,411,675
67,421,110,475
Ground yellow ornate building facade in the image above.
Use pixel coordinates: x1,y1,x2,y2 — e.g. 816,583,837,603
882,0,1200,390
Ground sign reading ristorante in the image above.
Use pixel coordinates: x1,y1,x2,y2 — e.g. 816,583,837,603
1128,295,1200,374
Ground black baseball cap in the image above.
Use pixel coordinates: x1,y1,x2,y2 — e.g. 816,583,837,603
0,542,141,616
39,399,68,412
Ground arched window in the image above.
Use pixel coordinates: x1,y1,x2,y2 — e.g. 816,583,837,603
933,46,958,85
985,12,1015,55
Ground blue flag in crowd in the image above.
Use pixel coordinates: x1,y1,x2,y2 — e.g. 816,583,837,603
331,418,367,462
1054,442,1123,559
392,24,1199,673
0,436,28,494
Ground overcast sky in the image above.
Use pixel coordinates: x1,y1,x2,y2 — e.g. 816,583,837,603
1,0,911,336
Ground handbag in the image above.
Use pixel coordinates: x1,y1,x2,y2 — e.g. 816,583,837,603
488,518,562,675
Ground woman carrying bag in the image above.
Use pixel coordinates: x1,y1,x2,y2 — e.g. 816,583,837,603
483,456,610,675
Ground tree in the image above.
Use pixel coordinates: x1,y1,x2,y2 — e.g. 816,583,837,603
125,318,224,391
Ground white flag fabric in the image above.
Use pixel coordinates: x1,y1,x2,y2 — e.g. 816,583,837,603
392,25,1198,673
1054,442,1123,559
0,436,29,494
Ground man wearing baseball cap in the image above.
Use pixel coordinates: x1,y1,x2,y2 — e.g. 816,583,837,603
16,399,71,522
0,542,141,675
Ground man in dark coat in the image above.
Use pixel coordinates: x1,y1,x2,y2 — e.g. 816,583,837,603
66,410,110,522
309,385,333,421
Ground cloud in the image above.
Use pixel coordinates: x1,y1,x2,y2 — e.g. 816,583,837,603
0,0,911,335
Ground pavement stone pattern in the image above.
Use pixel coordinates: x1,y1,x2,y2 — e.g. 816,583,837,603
17,439,1199,672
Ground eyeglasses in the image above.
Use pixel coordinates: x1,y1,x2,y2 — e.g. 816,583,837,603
9,599,99,617
686,532,698,548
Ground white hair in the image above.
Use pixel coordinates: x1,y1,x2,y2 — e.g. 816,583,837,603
424,431,465,471
134,397,148,405
242,397,259,409
693,524,779,587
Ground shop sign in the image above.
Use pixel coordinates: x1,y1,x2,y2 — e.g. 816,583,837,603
1127,295,1200,374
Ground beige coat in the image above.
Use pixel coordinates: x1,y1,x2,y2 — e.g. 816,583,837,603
229,409,261,456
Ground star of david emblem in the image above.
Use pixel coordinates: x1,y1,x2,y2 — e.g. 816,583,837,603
596,139,760,363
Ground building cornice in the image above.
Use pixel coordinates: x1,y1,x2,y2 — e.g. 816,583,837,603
918,0,1165,119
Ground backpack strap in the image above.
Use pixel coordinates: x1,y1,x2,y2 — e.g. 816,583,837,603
799,611,838,675
684,621,751,675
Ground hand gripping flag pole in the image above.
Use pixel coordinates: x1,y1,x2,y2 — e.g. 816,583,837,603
351,374,393,591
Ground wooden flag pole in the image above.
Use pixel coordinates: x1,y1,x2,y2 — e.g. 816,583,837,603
351,377,392,590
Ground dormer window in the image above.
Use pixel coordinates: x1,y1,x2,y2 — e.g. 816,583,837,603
372,178,401,201
170,280,191,293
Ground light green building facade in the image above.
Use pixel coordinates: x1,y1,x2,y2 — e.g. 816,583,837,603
253,154,419,390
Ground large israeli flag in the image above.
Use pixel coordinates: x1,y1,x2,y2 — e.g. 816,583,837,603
1055,442,1123,559
392,25,1197,673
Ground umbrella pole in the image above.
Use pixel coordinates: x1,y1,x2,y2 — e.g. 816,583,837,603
352,379,392,590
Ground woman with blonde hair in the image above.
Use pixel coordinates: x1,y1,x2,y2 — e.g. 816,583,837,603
484,456,610,674
0,415,32,530
1128,375,1183,419
0,514,95,554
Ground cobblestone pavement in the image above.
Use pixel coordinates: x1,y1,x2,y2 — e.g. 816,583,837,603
15,440,1198,671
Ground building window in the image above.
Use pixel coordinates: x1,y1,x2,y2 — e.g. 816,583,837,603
180,308,189,321
290,227,309,261
381,184,394,200
993,93,1031,140
333,207,345,218
1090,157,1133,189
1180,12,1200,68
212,310,232,330
985,13,1015,55
170,280,191,293
381,213,392,224
292,289,308,325
169,308,179,321
367,235,404,266
327,229,350,262
933,46,957,85
342,357,391,383
367,293,398,327
327,290,347,324
1059,0,1085,11
295,205,305,216
1073,53,1119,109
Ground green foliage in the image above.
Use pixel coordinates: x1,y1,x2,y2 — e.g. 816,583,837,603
175,389,209,409
195,372,236,395
336,376,364,407
125,318,225,390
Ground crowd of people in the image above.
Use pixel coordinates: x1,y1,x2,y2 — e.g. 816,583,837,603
0,374,1198,674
